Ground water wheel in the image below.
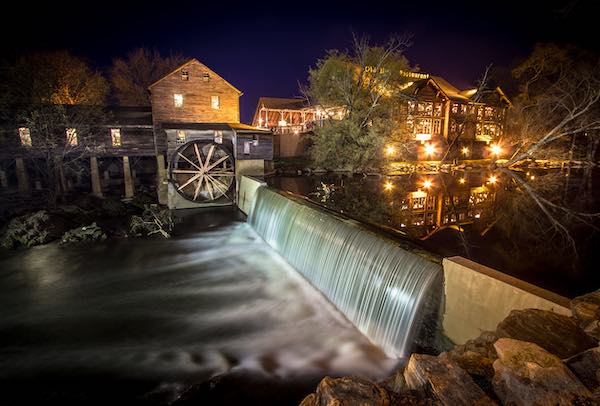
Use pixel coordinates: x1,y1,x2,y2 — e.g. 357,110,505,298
170,141,235,202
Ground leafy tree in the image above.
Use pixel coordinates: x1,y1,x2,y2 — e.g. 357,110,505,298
0,51,109,205
110,47,186,106
305,35,414,172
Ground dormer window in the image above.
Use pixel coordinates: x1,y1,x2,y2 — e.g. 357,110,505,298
202,72,210,82
174,94,184,108
18,127,32,147
181,69,189,81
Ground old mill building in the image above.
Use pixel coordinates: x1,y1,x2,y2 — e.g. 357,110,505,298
252,71,511,160
0,59,273,209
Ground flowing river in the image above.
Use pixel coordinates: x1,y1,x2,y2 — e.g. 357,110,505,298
0,209,397,405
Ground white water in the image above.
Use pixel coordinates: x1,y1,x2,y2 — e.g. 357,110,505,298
249,187,442,357
0,216,397,404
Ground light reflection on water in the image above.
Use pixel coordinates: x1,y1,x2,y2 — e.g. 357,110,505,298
268,169,600,297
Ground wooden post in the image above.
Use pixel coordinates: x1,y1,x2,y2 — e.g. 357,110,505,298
443,100,451,140
15,158,29,193
122,155,134,198
156,154,168,205
0,169,7,188
90,156,103,198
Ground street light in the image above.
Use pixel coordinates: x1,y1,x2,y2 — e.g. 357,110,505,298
424,143,436,158
490,144,502,157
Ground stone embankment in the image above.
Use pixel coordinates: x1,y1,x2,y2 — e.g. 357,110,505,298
300,289,600,405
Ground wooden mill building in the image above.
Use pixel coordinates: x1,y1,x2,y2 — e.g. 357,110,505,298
0,59,273,210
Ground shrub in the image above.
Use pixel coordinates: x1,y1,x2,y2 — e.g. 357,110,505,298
60,222,107,244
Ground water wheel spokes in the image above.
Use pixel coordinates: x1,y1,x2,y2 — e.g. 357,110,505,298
171,141,235,202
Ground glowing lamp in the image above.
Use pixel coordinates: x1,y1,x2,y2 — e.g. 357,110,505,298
424,143,436,158
488,175,498,184
384,181,394,191
530,175,535,180
490,144,502,156
459,178,466,184
422,179,433,189
461,147,469,156
385,145,396,156
278,120,287,127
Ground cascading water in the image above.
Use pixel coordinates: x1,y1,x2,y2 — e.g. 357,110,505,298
249,186,442,357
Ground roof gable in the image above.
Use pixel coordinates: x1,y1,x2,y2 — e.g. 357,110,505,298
148,58,243,95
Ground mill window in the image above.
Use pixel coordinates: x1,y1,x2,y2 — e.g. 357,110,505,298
66,128,78,146
110,129,122,146
174,94,184,108
18,127,32,147
211,95,220,110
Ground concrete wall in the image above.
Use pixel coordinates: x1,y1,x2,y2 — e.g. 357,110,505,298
237,175,266,215
442,256,571,345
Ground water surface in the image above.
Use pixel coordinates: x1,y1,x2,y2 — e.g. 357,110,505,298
0,209,395,405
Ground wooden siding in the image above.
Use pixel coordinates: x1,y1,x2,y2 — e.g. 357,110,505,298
236,133,273,160
150,60,240,124
0,126,163,159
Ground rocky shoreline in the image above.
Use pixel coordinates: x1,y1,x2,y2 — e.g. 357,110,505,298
299,289,600,405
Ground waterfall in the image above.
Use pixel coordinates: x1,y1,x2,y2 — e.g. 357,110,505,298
248,186,442,358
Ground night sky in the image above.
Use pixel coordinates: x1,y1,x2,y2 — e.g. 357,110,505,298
2,1,597,123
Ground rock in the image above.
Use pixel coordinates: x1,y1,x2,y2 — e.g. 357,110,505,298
441,330,498,381
60,222,107,244
566,347,600,391
496,309,597,359
403,353,496,405
299,393,316,406
304,376,390,406
492,338,591,405
572,290,600,340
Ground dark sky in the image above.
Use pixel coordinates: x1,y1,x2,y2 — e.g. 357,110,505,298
2,1,597,123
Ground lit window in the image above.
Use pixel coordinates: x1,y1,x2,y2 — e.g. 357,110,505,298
66,128,78,146
433,103,443,117
407,101,416,113
416,118,432,135
461,104,467,114
110,128,121,146
181,69,189,81
432,119,442,135
452,103,459,113
18,127,32,147
202,72,210,82
211,95,220,110
214,130,223,144
176,130,186,145
174,94,184,108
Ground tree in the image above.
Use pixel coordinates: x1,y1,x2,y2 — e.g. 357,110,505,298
0,51,109,205
489,44,600,255
305,35,414,172
502,44,600,167
110,47,187,106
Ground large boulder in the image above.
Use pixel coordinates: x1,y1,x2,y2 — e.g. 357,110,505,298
403,353,496,405
492,338,591,405
566,347,600,391
572,290,600,341
496,309,596,359
299,376,390,406
440,330,498,381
